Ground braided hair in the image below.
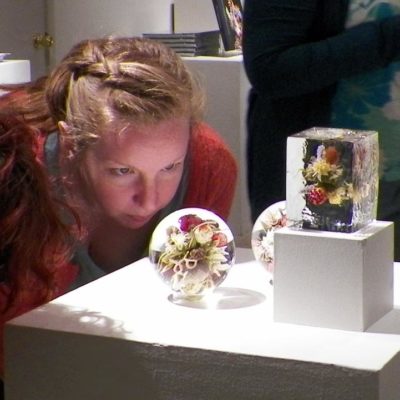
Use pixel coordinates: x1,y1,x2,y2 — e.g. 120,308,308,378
46,37,205,157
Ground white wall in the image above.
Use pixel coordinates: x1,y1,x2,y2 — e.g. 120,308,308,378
0,0,47,78
47,0,174,66
173,0,219,33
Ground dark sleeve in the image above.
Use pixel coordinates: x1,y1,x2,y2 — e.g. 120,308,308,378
242,0,400,99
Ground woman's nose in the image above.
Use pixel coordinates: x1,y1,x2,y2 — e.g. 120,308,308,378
132,178,158,212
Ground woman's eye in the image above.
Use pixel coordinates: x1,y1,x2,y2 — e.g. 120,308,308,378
163,162,182,172
110,167,132,176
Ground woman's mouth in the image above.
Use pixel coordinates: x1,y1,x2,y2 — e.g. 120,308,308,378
127,214,153,225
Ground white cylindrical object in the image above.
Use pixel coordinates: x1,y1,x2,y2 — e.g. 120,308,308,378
0,60,31,84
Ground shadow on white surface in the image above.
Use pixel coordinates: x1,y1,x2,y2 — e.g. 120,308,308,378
168,287,266,310
367,307,400,335
15,302,132,337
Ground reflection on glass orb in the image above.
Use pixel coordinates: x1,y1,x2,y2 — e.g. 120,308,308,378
149,208,235,302
251,201,287,285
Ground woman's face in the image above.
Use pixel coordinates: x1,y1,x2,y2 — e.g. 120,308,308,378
79,117,191,230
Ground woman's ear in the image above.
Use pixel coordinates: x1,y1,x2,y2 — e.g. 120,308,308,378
58,121,70,136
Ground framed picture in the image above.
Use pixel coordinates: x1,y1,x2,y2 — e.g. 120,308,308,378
212,0,243,51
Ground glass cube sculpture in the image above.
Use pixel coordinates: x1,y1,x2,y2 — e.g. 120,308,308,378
286,127,379,233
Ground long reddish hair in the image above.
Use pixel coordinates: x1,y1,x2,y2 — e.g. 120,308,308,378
0,76,56,133
0,116,76,311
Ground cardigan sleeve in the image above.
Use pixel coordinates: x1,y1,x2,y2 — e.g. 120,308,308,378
183,123,238,221
243,0,400,99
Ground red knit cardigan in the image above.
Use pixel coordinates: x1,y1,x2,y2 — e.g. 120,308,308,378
183,122,237,219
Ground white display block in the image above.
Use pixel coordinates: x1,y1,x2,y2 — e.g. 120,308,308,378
274,221,394,331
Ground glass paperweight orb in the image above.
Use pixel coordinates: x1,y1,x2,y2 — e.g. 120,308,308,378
149,208,235,302
251,201,287,285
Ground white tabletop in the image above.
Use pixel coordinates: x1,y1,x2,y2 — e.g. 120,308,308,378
6,248,400,399
9,248,400,371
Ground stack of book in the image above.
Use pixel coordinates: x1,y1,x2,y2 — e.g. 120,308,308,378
142,31,220,57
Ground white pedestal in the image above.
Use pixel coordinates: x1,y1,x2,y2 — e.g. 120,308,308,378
0,60,30,84
274,221,394,331
5,252,400,399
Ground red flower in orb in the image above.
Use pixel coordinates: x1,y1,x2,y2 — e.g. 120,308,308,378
179,214,203,232
212,232,228,247
307,187,328,205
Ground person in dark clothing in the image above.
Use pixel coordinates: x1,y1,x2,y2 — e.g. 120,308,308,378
243,0,400,260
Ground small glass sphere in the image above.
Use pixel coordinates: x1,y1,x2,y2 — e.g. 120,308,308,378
251,201,287,285
149,208,235,301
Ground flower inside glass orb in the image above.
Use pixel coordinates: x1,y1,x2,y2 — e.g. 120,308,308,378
251,201,287,284
149,208,235,301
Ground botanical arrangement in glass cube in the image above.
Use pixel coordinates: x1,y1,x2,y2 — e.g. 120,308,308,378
251,200,287,285
286,127,379,233
149,208,235,302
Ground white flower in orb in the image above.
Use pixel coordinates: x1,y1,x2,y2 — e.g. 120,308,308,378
251,201,287,282
168,230,188,250
194,223,215,244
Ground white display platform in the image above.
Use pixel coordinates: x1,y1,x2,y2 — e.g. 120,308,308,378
5,249,400,399
274,221,394,331
0,60,30,84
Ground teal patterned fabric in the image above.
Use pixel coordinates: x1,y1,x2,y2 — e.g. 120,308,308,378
332,0,400,181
